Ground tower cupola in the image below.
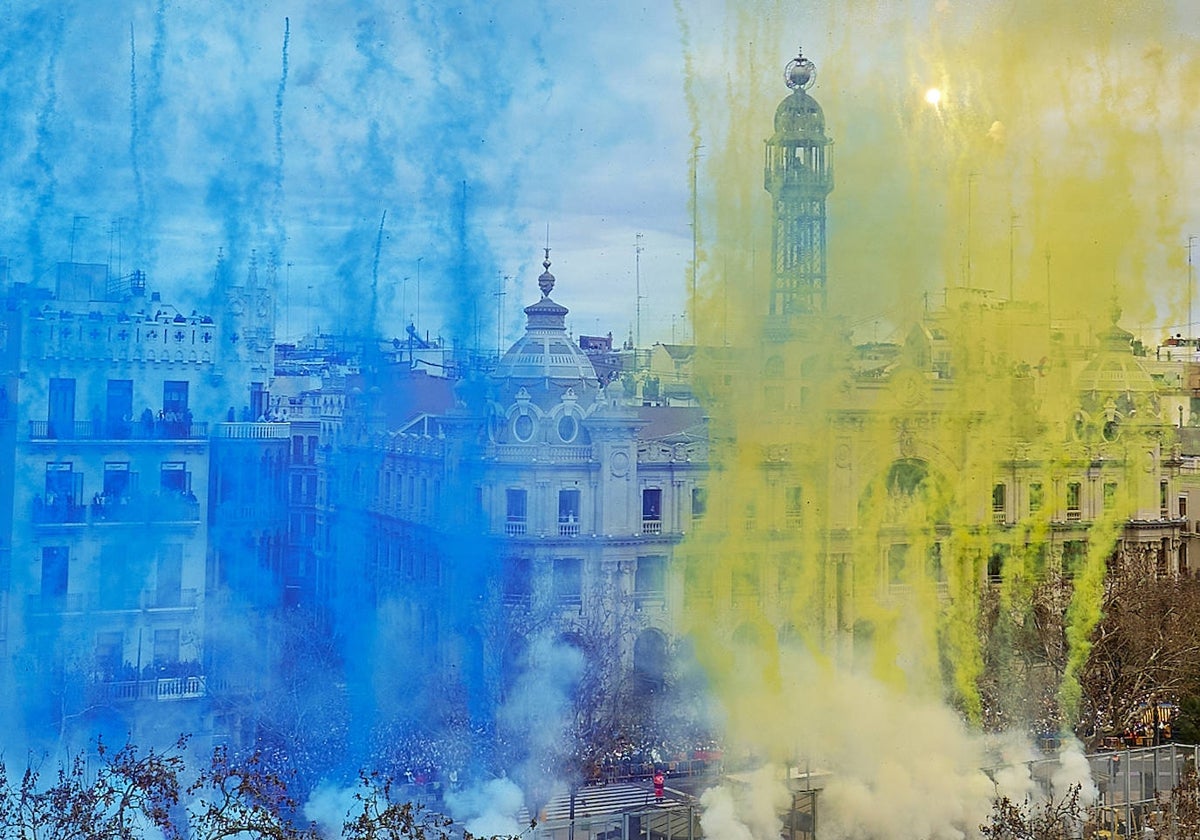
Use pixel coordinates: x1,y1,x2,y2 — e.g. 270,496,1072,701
765,47,833,320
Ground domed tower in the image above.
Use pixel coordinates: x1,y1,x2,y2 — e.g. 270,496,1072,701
488,249,602,445
765,47,833,320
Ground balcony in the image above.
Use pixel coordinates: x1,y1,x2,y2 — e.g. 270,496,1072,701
992,509,1006,525
642,518,662,535
1066,509,1082,522
31,498,86,525
558,520,581,537
29,419,209,442
505,520,527,536
214,422,291,440
90,675,206,703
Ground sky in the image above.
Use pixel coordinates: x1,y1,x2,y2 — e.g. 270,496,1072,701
3,1,1199,350
0,0,710,349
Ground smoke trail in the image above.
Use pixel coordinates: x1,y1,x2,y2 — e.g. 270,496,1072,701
270,16,290,270
25,10,66,282
128,22,146,274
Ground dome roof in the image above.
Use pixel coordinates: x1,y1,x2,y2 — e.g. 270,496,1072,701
493,251,600,391
1076,305,1156,397
772,89,827,142
771,50,828,144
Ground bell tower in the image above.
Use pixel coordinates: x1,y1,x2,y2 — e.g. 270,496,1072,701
765,47,833,319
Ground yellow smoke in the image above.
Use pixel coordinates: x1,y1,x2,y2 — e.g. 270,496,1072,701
674,0,1198,831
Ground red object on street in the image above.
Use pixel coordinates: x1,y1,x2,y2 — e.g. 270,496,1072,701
653,771,665,801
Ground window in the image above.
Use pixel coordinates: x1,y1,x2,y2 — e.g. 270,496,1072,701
506,489,527,536
503,557,531,604
987,545,1008,584
785,486,802,529
642,488,662,534
156,544,183,608
513,413,534,442
99,546,133,609
691,487,707,522
1066,482,1082,521
40,546,68,600
889,544,908,585
95,631,123,674
1104,482,1118,510
558,489,581,536
992,484,1006,525
160,461,191,495
162,380,189,416
152,629,180,667
1161,480,1170,518
103,462,134,502
1029,482,1044,514
553,558,583,607
557,414,578,443
40,462,82,523
106,379,133,438
47,377,76,439
1063,541,1086,579
292,435,304,462
1181,495,1189,519
634,556,666,606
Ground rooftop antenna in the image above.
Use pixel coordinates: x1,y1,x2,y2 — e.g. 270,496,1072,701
1008,212,1020,301
691,144,704,343
494,271,508,358
635,233,645,348
966,172,978,288
1189,234,1196,342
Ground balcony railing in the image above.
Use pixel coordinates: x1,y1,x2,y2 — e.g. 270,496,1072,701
30,419,209,441
31,499,86,524
505,520,527,536
992,509,1006,525
558,521,580,537
28,589,199,614
1066,509,1082,522
214,422,292,439
90,675,206,703
642,518,662,535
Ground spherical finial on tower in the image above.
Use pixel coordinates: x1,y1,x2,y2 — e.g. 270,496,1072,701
538,246,556,297
784,47,816,91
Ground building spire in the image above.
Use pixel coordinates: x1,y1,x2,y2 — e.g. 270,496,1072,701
538,244,556,298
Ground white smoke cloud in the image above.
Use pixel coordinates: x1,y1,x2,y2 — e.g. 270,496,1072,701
445,776,527,838
304,782,359,839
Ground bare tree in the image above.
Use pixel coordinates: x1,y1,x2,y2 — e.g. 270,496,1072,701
980,784,1089,840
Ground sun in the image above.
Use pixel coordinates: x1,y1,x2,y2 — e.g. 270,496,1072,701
925,87,942,106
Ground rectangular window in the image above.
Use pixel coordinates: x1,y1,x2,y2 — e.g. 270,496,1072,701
1181,495,1189,519
691,487,707,521
889,543,908,585
506,489,527,536
558,489,581,536
553,557,583,607
152,629,180,667
1066,482,1082,521
992,484,1006,525
1104,482,1118,510
40,462,83,523
642,488,663,534
160,461,190,495
40,546,68,600
156,544,183,608
162,380,189,416
95,631,123,674
47,377,76,439
307,436,318,465
732,564,759,605
987,544,1008,584
1162,480,1170,518
106,379,133,438
503,557,531,604
785,486,803,529
634,555,666,605
292,435,304,463
103,461,133,500
1063,540,1086,579
1029,482,1044,514
98,545,133,610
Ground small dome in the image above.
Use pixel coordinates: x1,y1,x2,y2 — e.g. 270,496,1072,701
773,89,826,142
493,250,600,405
